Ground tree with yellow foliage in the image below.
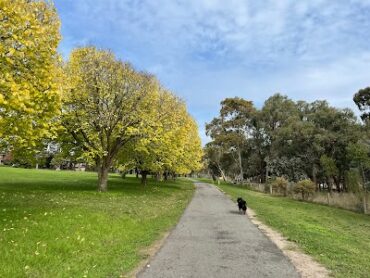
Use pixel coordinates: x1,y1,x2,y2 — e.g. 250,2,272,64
118,88,203,184
0,0,61,148
172,115,203,175
62,47,156,191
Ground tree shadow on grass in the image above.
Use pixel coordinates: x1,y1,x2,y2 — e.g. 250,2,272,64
0,175,185,194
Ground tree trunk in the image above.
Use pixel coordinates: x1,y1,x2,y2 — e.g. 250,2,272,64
342,180,348,192
216,163,227,182
238,148,243,182
327,177,333,193
334,176,341,192
97,164,109,192
363,193,368,214
141,170,148,185
156,172,163,181
312,165,319,191
135,167,139,179
260,158,265,183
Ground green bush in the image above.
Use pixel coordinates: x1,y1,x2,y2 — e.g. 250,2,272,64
293,179,316,200
345,169,361,193
271,177,289,195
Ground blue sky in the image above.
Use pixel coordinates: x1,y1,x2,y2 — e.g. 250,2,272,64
54,0,370,144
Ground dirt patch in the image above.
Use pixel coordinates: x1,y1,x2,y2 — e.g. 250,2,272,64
247,208,330,278
124,231,171,278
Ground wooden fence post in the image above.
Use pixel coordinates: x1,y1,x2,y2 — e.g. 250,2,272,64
363,191,368,214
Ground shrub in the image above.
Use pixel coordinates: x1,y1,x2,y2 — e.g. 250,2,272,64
345,169,361,193
271,177,289,196
293,179,316,200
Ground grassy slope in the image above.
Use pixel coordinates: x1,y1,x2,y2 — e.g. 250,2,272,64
199,179,370,278
0,167,194,277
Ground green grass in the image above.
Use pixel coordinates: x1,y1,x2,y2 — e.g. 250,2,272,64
0,167,194,277
203,179,370,278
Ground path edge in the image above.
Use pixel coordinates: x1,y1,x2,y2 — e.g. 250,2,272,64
126,230,171,278
127,182,197,278
212,183,331,278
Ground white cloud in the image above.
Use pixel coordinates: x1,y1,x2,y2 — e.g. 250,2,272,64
55,0,370,145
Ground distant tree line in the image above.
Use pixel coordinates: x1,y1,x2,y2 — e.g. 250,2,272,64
0,0,203,191
205,93,370,194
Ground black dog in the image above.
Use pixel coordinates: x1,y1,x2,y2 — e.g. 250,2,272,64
237,197,247,214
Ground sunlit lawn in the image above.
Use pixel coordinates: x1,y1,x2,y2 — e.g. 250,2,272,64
199,178,370,278
0,167,194,277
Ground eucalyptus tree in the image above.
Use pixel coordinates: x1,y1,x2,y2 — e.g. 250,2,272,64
259,94,300,180
203,142,227,181
206,97,257,181
205,94,367,192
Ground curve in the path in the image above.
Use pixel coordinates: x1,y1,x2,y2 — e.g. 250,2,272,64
137,183,299,278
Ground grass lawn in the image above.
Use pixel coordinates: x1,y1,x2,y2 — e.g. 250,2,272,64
198,179,370,278
0,167,194,277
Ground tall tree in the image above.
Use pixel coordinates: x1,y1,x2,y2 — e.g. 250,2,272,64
206,97,256,182
205,94,366,193
119,90,202,184
62,47,155,191
0,0,61,148
320,155,339,192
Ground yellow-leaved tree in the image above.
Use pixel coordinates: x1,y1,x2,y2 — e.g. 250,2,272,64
0,0,61,147
172,115,203,175
118,87,203,184
62,47,156,191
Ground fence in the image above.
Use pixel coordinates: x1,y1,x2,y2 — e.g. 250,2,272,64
304,192,366,212
243,182,369,214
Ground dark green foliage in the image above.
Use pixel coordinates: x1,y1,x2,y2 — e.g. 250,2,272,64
268,157,308,182
345,169,362,193
204,94,368,191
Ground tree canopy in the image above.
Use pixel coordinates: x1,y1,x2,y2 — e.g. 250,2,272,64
117,87,203,184
60,47,202,190
0,0,61,148
205,94,369,193
0,1,203,191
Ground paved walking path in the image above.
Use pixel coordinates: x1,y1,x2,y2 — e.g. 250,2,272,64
138,183,299,278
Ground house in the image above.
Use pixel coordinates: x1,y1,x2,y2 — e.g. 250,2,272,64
0,152,12,165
